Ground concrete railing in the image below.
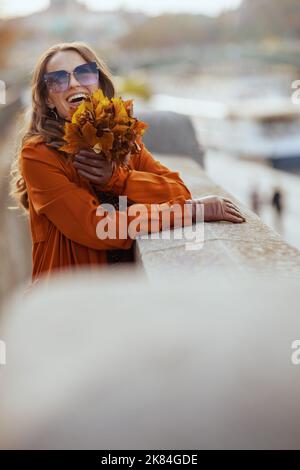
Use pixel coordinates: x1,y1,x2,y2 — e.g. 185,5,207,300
0,111,31,308
1,149,300,310
135,154,300,279
0,95,22,135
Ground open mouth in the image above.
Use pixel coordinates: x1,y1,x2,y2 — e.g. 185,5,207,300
67,93,89,107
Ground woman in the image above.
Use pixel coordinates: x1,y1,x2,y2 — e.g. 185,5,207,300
10,42,245,283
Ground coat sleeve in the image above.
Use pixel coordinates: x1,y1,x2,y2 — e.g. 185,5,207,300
99,141,192,204
21,144,137,251
21,146,190,250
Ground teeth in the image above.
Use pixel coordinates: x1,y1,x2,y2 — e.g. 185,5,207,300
67,93,88,103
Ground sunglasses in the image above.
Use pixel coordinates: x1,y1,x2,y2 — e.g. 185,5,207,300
44,61,99,93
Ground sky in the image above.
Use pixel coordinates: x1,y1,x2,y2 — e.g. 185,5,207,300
0,0,243,19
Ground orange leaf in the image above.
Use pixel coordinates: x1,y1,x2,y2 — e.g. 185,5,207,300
99,131,114,151
112,124,128,132
81,122,98,147
124,99,134,117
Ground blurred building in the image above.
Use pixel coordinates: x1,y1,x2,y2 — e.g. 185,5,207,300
2,0,147,75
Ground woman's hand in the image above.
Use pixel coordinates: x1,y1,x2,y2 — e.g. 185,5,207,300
186,195,246,223
73,149,114,190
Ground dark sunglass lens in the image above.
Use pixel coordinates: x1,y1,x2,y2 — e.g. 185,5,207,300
45,70,69,93
74,62,98,86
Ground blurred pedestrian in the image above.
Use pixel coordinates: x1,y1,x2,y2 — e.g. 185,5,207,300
250,186,261,215
271,187,284,234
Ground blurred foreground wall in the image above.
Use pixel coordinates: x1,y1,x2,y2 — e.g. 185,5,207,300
0,269,300,449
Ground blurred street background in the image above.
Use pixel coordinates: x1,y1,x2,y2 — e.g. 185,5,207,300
1,0,300,301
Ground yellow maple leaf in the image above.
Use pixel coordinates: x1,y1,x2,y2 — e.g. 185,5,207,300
71,100,94,125
92,88,110,109
112,97,128,122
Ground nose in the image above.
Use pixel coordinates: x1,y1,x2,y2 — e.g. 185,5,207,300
68,71,81,89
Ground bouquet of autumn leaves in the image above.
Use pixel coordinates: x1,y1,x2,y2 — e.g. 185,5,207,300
59,89,148,167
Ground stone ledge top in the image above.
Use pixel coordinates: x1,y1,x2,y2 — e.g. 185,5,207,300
135,154,300,277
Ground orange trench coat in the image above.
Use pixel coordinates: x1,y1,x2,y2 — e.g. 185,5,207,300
21,137,192,282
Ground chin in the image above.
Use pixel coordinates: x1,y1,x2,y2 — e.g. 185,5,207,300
60,107,71,121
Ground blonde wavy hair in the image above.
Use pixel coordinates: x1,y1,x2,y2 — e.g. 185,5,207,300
10,41,115,212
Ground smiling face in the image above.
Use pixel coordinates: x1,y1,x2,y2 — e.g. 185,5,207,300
45,50,100,121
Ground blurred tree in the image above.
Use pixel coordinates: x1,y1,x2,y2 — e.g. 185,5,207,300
119,14,213,49
232,0,300,41
0,19,20,68
116,76,152,100
119,0,300,50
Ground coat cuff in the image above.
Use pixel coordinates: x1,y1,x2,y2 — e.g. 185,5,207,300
99,165,130,194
